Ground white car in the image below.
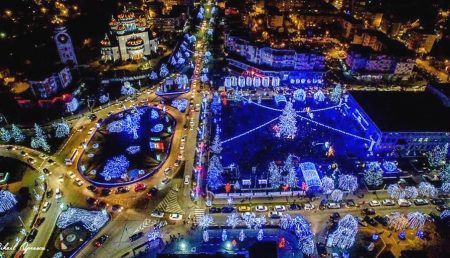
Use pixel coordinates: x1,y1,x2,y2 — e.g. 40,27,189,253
398,199,412,207
42,202,51,212
74,178,83,186
369,200,381,207
67,171,76,179
184,175,190,185
268,211,282,219
169,213,183,221
88,127,96,135
55,188,62,199
164,168,172,175
327,202,341,209
274,205,286,212
304,203,315,210
382,199,395,206
151,210,164,218
255,205,268,212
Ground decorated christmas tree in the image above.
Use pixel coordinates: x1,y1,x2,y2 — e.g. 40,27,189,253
276,102,297,139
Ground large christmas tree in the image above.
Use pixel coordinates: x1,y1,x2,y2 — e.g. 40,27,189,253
276,102,297,139
207,155,224,190
30,123,50,152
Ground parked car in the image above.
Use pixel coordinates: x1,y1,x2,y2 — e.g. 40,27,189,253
34,217,45,227
151,210,164,218
327,202,341,209
116,186,130,194
129,232,144,242
255,205,268,212
289,203,302,210
209,207,221,213
414,199,429,206
346,200,356,207
86,197,98,206
362,208,376,215
134,183,146,192
431,198,445,205
221,207,235,213
55,188,62,199
382,199,395,206
27,229,38,243
184,175,190,185
304,203,315,210
268,211,282,219
94,235,109,248
161,177,171,185
369,200,381,207
398,199,412,207
87,185,98,193
274,205,286,212
164,168,172,175
110,205,123,213
374,215,388,226
101,188,112,196
169,213,183,221
238,206,251,212
364,216,378,226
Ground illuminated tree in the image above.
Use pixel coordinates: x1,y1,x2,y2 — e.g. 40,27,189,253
276,102,297,139
53,119,70,138
329,215,358,250
407,212,426,229
31,123,50,152
387,212,408,231
321,176,335,194
66,98,79,112
150,71,158,80
338,174,358,193
364,162,384,187
100,155,130,181
387,184,402,199
207,155,224,190
0,190,17,213
198,215,213,230
330,189,343,202
210,128,222,155
284,154,298,187
427,143,448,168
330,84,343,103
440,164,450,183
417,182,438,198
159,64,169,78
269,161,283,189
99,94,109,104
301,238,315,256
404,186,418,199
441,182,450,194
10,124,25,143
0,128,11,142
226,213,241,229
121,82,136,96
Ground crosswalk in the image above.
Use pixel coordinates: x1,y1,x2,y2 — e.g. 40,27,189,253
193,208,205,224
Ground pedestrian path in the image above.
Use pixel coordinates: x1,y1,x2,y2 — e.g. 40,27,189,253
193,208,205,224
156,186,184,214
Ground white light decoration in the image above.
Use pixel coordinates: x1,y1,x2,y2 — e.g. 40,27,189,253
159,64,169,78
100,155,130,180
198,215,214,230
262,77,270,87
329,214,358,250
338,174,358,193
364,162,384,187
0,190,17,213
56,208,109,232
257,229,264,241
31,123,50,152
207,155,224,190
203,230,209,242
417,182,438,198
126,146,141,155
330,84,343,103
441,182,450,194
210,128,223,155
313,90,325,102
293,89,306,102
151,124,164,133
150,71,158,80
238,76,245,88
226,213,241,229
387,184,402,199
231,76,237,87
224,77,231,88
66,97,79,112
0,128,11,142
330,189,343,202
407,212,426,229
246,76,253,87
321,176,335,194
426,143,448,168
53,119,70,138
171,99,188,112
280,214,292,229
269,161,282,189
404,186,418,199
10,124,25,143
276,102,297,139
253,77,261,87
222,229,227,242
284,155,298,188
107,120,124,133
387,212,408,231
241,212,256,229
239,229,245,242
253,215,267,229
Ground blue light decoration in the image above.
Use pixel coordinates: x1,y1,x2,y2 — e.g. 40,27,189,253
126,145,141,155
398,231,406,240
293,89,306,102
0,190,17,213
372,234,379,241
123,112,141,139
151,124,164,133
151,109,159,120
100,155,130,181
274,95,287,105
416,230,425,239
382,161,397,172
107,120,124,133
171,99,188,112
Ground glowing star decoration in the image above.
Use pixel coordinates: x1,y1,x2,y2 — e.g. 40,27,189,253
100,155,130,181
10,124,25,143
53,119,70,138
0,190,17,213
148,229,161,243
0,127,11,142
99,94,109,104
329,214,358,250
407,212,426,229
198,215,214,230
207,155,224,190
330,189,343,202
151,124,164,133
226,213,241,229
31,123,50,152
417,182,438,198
321,176,335,194
276,102,297,139
257,229,264,241
56,208,109,232
338,174,358,193
126,146,141,155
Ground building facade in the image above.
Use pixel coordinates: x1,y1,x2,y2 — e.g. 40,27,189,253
101,8,159,62
54,26,78,67
29,67,72,99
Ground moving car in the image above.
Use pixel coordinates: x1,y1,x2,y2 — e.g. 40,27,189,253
87,185,98,193
101,188,112,196
161,177,171,185
362,208,376,215
94,235,109,248
163,168,172,175
42,202,51,212
431,198,445,205
129,232,144,242
74,177,83,186
184,175,190,185
134,183,146,192
151,210,164,218
221,207,235,213
169,213,183,221
116,186,130,194
27,229,38,243
55,188,62,199
86,197,98,206
209,207,221,213
34,217,45,227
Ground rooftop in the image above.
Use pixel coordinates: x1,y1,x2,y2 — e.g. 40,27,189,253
351,91,450,132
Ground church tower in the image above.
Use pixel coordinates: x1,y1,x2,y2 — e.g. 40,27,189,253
54,26,78,67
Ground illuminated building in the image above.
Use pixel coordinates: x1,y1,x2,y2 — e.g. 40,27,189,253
225,34,326,85
100,8,159,62
29,66,72,99
54,26,78,67
347,90,450,157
